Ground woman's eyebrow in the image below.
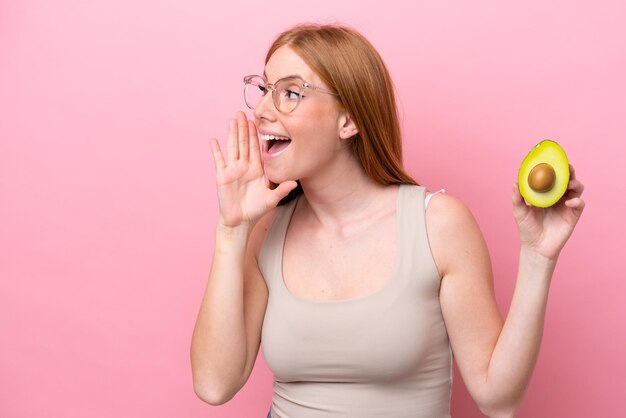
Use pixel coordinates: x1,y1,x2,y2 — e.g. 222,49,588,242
263,72,305,82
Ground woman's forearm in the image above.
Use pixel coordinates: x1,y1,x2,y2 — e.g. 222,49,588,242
482,248,557,416
191,223,252,403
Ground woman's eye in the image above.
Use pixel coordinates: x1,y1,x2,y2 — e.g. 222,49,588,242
285,89,300,100
258,85,268,95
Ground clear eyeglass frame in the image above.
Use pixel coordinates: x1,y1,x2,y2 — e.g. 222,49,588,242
243,75,338,113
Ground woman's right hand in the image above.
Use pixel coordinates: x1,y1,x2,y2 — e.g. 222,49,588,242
211,111,298,228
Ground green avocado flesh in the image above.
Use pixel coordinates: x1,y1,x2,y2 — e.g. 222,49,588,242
518,140,570,208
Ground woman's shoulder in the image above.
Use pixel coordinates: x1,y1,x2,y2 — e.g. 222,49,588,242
423,189,478,233
422,189,487,277
401,184,465,213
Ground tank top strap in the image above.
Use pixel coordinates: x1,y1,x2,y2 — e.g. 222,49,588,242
394,185,421,277
258,197,299,291
397,185,441,285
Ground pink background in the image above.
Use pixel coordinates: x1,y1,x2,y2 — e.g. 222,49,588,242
1,1,624,417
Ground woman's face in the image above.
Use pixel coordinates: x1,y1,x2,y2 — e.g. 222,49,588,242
253,46,350,185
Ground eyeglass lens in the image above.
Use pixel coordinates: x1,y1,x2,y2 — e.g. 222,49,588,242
244,77,303,113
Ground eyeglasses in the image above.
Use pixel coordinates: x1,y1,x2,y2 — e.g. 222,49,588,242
243,75,338,113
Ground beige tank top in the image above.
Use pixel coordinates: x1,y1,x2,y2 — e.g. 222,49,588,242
259,185,452,418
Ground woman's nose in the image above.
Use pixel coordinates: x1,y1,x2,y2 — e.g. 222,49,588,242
252,91,277,121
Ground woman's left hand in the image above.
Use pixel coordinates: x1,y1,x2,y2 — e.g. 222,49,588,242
512,163,585,260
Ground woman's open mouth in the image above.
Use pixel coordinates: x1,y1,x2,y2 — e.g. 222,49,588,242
260,133,292,158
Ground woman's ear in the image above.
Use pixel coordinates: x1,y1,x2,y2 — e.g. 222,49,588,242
338,112,358,139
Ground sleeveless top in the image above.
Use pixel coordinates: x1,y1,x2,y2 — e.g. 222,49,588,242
259,185,452,418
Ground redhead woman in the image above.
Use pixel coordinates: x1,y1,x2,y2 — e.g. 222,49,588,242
191,24,585,418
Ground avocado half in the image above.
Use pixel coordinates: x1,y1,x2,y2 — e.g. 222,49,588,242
518,140,570,208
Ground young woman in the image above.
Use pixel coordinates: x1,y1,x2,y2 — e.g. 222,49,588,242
191,24,585,418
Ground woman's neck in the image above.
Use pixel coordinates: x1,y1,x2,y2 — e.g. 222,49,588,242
297,156,394,229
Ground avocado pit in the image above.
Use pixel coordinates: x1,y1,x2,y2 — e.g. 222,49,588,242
528,163,556,193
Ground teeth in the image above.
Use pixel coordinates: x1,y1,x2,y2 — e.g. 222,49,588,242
260,134,290,141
